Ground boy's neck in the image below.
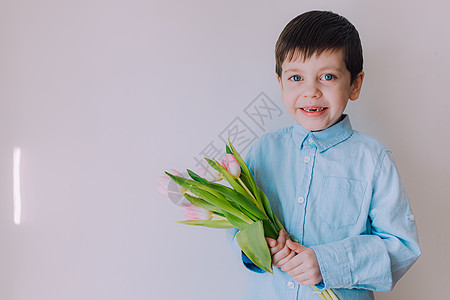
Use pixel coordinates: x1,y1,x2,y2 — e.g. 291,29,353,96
309,114,346,132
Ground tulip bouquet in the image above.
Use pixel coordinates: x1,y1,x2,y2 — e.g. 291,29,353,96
157,141,339,300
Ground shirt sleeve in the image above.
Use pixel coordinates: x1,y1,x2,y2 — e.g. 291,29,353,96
311,150,421,291
226,142,266,273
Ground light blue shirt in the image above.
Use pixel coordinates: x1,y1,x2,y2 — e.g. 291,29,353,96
227,115,420,300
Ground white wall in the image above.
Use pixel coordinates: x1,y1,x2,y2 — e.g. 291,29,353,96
1,0,449,299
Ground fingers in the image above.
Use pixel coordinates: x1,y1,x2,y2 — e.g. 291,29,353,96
272,243,293,266
267,230,287,254
286,240,308,254
267,230,293,267
280,253,303,272
281,247,323,286
277,229,287,247
291,271,323,286
266,237,277,248
282,247,316,271
277,241,308,270
275,249,296,266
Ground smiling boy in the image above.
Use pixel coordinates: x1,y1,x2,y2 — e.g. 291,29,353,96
278,48,363,132
228,10,420,300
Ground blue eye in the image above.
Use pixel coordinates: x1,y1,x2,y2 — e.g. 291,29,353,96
321,74,335,81
290,75,302,81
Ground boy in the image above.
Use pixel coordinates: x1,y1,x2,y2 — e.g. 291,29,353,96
228,10,420,299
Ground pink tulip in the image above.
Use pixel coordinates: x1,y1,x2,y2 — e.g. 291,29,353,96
183,203,212,220
221,154,241,178
157,169,189,206
195,161,223,182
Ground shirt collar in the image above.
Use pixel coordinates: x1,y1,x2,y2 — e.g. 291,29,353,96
292,115,353,152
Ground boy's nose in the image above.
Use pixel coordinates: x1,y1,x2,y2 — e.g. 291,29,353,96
303,81,322,99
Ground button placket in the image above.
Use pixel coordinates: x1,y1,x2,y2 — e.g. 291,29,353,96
290,141,316,241
295,144,316,243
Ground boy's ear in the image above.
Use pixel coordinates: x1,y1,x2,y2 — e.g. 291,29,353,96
349,71,365,101
277,74,284,100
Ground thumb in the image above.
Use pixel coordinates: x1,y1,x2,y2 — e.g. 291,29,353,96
286,240,308,253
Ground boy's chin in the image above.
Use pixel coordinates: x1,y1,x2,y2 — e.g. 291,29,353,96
297,121,329,132
307,126,327,132
296,115,345,132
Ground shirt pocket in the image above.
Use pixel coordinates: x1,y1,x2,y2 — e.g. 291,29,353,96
318,176,367,229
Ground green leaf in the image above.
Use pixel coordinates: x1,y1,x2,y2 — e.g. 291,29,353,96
236,220,273,273
258,187,275,224
257,187,287,235
239,172,253,194
227,141,264,209
177,220,234,228
223,211,248,231
262,219,279,240
204,181,267,221
165,172,252,223
184,193,219,213
186,169,208,183
226,145,232,154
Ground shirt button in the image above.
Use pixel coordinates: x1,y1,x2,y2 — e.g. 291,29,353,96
409,214,415,222
304,156,311,163
297,196,305,204
287,281,295,289
308,137,314,143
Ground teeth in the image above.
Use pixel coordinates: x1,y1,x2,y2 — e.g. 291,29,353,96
302,107,325,112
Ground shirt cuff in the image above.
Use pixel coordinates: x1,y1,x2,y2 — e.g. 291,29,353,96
242,251,266,274
315,281,325,290
311,241,352,289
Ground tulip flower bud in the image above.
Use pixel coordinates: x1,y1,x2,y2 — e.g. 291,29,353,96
195,162,223,182
157,169,189,206
221,154,241,179
183,204,213,220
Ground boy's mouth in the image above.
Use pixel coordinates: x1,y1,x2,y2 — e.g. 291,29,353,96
301,107,327,112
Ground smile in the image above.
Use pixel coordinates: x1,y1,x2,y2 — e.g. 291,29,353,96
301,107,326,112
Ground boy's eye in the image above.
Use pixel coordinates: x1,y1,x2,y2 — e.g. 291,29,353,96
289,75,302,82
321,74,335,81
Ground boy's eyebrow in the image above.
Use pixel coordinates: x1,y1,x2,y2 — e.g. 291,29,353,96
283,66,346,74
283,68,301,74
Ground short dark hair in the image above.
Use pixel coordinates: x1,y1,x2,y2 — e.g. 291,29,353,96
275,11,363,83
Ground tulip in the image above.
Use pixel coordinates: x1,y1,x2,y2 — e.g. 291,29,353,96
221,154,241,179
195,161,224,182
183,203,213,220
157,169,189,206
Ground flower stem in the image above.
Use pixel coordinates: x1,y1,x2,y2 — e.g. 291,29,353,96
311,286,327,300
237,177,263,211
212,213,227,220
322,290,333,300
326,289,339,300
237,178,255,199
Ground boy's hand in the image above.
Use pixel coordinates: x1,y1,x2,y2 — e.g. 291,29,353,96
280,240,323,286
266,229,296,267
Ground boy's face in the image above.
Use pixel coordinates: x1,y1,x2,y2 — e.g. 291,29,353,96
277,49,364,131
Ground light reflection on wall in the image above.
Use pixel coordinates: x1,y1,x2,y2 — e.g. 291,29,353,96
13,147,21,225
